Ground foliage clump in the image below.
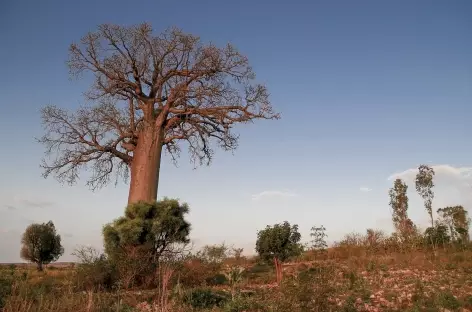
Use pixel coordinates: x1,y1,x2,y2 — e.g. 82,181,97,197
20,221,64,271
255,221,303,263
102,198,191,288
182,288,229,309
103,198,191,260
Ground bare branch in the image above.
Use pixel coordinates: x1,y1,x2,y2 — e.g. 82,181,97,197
38,104,133,189
40,23,279,191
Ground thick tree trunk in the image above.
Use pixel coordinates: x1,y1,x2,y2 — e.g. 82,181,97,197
127,124,164,205
37,262,43,271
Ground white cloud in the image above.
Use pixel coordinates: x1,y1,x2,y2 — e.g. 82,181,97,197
388,164,472,182
251,190,298,201
360,187,372,192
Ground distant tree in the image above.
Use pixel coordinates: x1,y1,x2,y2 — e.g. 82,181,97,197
437,206,470,244
256,221,303,263
103,198,191,264
309,225,328,252
255,221,302,284
389,178,416,243
20,221,64,271
415,165,435,227
38,23,280,205
335,232,364,247
365,229,387,253
231,247,244,261
199,243,228,263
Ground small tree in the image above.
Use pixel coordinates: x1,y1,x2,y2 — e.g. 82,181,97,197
231,247,244,261
309,225,328,252
424,224,450,247
255,221,302,284
103,198,191,286
389,178,416,245
365,229,387,253
415,165,435,227
20,221,64,271
199,243,228,263
437,206,470,244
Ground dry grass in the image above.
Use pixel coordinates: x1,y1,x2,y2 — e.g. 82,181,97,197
1,248,472,311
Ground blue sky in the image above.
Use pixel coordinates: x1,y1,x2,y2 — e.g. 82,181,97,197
1,0,471,262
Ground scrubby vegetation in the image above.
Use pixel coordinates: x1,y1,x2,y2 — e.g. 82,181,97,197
2,165,471,311
2,235,472,311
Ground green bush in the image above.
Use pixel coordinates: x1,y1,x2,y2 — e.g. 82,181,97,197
274,266,336,311
176,259,221,287
75,258,117,291
0,276,13,308
223,296,266,312
205,273,228,286
424,225,450,247
73,246,118,291
183,288,229,309
437,291,461,311
247,263,271,274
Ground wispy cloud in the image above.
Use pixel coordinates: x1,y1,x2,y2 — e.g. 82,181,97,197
359,187,372,192
388,164,472,182
5,205,16,211
19,199,55,209
251,190,298,201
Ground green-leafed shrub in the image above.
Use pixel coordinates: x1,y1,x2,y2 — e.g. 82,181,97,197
205,273,227,286
0,276,13,308
223,296,266,312
73,246,118,291
183,288,229,309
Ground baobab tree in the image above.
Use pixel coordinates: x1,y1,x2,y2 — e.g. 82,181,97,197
39,24,279,204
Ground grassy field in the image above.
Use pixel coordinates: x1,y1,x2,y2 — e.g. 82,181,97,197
1,247,472,312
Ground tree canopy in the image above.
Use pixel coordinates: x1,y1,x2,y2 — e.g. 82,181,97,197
389,178,416,242
255,221,302,263
20,221,64,271
415,164,435,227
437,205,470,243
103,198,191,262
38,23,279,203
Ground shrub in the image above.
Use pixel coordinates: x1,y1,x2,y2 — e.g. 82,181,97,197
176,258,221,287
183,288,229,309
102,199,191,288
205,273,228,286
198,243,229,264
275,265,336,311
223,296,266,312
424,225,450,247
437,291,461,311
0,276,13,308
247,263,271,274
73,246,117,291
